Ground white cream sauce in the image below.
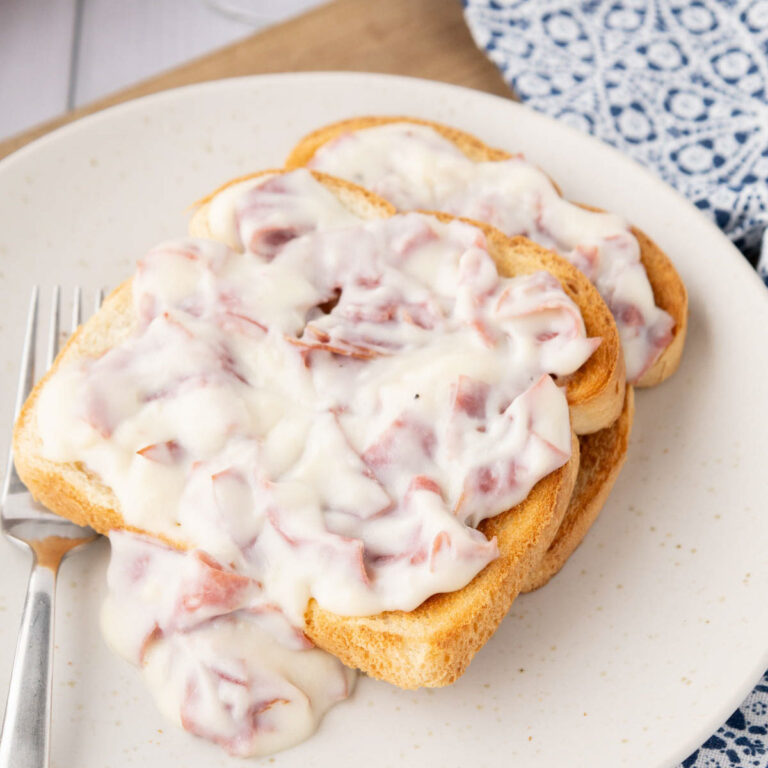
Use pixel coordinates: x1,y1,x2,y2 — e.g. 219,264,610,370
307,122,675,382
37,169,598,756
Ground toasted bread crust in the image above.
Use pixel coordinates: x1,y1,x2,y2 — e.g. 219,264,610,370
521,385,634,593
189,168,398,244
629,227,687,387
285,115,515,168
191,171,624,434
573,204,687,387
285,116,686,388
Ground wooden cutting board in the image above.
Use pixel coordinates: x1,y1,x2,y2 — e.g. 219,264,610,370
0,0,512,162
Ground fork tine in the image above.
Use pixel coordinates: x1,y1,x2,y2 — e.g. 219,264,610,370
12,287,39,422
71,286,82,333
94,288,104,314
4,287,39,500
46,286,60,370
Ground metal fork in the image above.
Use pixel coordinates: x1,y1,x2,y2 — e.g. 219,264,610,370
0,287,102,768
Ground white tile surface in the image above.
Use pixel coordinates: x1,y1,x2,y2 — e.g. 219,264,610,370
72,0,252,107
0,0,78,139
0,0,326,143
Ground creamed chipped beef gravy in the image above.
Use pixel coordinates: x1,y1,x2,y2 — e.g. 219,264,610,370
307,123,674,383
37,170,599,756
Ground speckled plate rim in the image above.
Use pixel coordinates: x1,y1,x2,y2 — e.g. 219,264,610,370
0,72,766,768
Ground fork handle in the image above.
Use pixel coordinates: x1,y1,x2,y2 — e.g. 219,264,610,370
0,561,57,768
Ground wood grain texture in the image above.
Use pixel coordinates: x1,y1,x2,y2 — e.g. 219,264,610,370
0,0,511,162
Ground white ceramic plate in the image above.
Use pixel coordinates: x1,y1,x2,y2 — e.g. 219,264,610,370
0,73,766,768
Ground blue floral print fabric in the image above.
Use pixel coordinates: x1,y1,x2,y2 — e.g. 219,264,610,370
463,0,768,286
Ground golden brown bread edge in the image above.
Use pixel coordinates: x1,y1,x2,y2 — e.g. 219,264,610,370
190,170,625,435
13,173,606,689
521,384,634,593
284,115,687,389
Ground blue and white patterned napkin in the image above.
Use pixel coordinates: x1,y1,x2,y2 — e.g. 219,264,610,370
462,2,768,765
463,0,768,287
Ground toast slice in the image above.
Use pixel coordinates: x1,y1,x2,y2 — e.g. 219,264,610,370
521,384,634,593
303,435,578,688
14,173,614,690
190,171,625,435
285,116,687,389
